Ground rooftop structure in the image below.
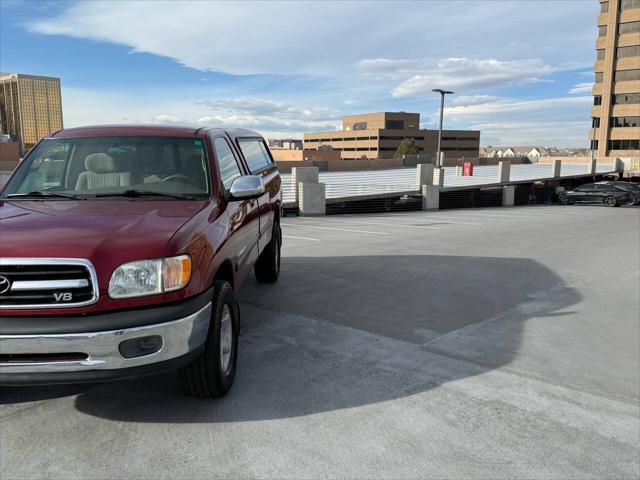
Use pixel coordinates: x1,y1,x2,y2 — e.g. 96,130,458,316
304,112,480,161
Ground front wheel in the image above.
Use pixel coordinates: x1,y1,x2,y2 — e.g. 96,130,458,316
254,221,281,283
603,196,617,207
180,280,239,398
559,195,568,205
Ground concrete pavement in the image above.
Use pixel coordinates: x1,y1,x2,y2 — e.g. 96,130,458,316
1,205,639,479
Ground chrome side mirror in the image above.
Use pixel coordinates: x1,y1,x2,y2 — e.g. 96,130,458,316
229,175,265,200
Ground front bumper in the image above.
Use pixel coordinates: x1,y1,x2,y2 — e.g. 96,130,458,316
0,299,212,384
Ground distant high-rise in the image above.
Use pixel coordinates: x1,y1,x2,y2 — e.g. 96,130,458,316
0,73,63,153
591,0,640,159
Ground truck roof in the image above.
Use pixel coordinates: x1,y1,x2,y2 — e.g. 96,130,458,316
50,124,263,140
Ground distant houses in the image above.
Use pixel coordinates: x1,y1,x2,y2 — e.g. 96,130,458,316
480,146,591,159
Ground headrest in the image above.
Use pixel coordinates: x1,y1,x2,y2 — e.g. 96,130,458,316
85,153,116,173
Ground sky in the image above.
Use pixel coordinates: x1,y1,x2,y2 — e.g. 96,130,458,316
0,0,599,147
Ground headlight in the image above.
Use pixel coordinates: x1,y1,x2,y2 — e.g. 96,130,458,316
108,255,192,299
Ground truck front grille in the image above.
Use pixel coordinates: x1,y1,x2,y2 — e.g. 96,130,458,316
0,259,99,309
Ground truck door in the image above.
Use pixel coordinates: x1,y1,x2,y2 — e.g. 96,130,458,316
235,138,279,249
213,137,260,286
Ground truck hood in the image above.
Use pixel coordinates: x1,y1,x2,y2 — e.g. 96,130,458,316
0,199,208,261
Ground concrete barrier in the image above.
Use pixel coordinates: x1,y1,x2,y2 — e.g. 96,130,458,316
421,185,439,211
298,183,326,216
433,168,445,187
502,185,515,206
498,161,510,183
587,158,597,176
416,163,434,187
551,159,561,178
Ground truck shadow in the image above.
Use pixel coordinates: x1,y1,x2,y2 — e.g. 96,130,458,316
3,255,581,423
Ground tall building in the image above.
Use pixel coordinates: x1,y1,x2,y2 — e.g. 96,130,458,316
304,112,480,161
0,73,63,154
591,0,640,159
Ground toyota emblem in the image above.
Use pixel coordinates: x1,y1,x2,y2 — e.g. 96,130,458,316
0,275,11,295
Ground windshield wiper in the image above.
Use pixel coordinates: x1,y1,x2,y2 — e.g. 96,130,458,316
6,190,80,199
94,189,195,200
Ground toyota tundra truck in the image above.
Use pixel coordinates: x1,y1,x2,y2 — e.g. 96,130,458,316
0,125,282,398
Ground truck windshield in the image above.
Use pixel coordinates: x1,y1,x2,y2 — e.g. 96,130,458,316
1,136,211,200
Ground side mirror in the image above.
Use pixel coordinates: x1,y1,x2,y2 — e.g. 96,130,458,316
228,175,265,201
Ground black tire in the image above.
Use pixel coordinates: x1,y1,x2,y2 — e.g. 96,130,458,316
559,195,568,205
179,280,239,398
254,221,281,283
603,196,617,207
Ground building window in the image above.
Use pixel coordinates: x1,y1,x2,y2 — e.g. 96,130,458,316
599,25,607,36
384,120,404,129
601,1,609,11
610,116,640,127
594,96,602,105
613,93,640,104
608,139,640,150
591,140,599,150
621,0,640,10
616,45,640,58
353,122,367,131
615,69,640,81
596,49,606,60
618,21,640,35
595,72,604,83
592,117,601,128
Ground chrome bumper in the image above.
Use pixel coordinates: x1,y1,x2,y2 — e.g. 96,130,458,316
0,303,211,374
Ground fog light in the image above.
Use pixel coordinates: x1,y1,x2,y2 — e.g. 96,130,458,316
118,336,163,359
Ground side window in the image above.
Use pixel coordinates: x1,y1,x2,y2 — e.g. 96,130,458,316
214,137,242,190
238,139,272,173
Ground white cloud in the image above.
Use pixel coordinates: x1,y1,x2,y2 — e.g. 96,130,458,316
61,87,339,135
444,96,592,117
452,95,500,106
27,1,598,76
442,95,592,147
357,57,556,97
569,82,593,95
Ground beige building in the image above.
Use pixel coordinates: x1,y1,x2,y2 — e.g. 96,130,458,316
592,0,640,159
0,73,63,154
304,112,480,161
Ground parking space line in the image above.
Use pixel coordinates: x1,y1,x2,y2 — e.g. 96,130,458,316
283,235,320,242
282,223,389,235
341,214,482,226
317,218,442,230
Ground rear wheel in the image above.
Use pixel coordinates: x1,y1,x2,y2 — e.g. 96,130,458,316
254,221,281,283
180,280,239,398
603,196,617,207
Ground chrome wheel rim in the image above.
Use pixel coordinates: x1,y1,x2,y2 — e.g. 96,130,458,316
220,304,233,373
604,197,615,206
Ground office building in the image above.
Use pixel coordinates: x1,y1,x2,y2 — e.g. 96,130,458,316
0,73,63,153
591,0,640,158
304,112,480,161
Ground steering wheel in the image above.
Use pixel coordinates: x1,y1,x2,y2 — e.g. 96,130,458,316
161,174,199,187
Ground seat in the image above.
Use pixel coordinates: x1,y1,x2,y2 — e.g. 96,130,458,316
75,153,132,190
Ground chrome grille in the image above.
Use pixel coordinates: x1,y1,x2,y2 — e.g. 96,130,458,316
0,259,99,309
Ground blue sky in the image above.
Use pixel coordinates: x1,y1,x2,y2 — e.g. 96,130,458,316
1,0,599,146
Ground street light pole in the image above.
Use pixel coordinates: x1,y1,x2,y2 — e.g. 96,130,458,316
432,89,454,167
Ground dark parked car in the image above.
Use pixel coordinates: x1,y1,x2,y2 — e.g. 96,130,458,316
601,181,640,205
559,183,632,207
0,125,282,398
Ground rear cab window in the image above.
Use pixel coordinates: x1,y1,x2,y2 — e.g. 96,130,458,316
237,138,274,174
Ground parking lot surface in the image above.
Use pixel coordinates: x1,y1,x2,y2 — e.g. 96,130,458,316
1,205,639,479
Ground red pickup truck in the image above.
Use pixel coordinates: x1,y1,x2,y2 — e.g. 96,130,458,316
0,125,282,398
